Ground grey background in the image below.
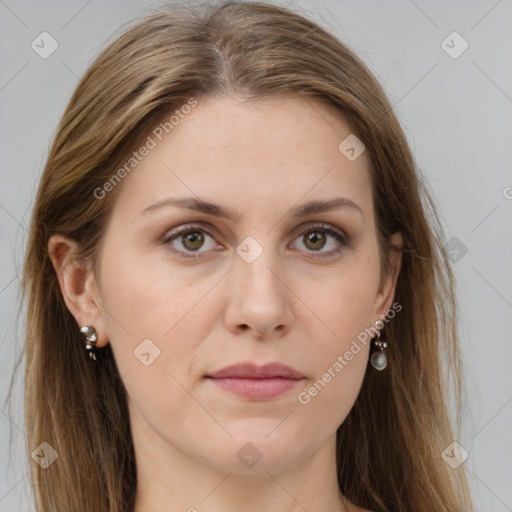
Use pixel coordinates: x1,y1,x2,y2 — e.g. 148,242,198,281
1,0,511,510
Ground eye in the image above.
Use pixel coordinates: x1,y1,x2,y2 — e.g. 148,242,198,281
162,224,221,259
162,222,348,260
289,222,348,258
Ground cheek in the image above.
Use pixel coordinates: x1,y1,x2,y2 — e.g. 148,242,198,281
97,250,216,438
294,286,373,435
303,251,380,348
307,289,372,404
295,252,379,410
97,247,223,380
100,242,217,333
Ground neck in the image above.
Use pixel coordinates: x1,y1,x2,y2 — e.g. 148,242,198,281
132,427,351,512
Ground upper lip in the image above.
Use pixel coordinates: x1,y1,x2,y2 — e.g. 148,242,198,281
207,362,304,379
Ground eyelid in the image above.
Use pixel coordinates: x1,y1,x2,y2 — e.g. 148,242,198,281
294,221,347,241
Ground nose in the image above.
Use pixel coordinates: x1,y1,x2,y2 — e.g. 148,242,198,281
223,249,293,340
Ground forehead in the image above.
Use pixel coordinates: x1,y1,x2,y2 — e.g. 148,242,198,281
109,94,373,220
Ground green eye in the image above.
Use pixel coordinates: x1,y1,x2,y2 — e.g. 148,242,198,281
291,223,347,258
163,222,348,259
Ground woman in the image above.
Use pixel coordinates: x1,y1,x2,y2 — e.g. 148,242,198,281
21,1,474,511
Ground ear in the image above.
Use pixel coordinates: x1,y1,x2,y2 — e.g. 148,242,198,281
48,234,109,348
373,231,403,321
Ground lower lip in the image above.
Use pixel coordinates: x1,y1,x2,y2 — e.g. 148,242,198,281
208,377,302,400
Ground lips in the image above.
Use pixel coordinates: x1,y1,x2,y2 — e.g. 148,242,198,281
207,362,304,379
206,362,305,400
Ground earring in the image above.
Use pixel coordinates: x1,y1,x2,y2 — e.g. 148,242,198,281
80,325,98,361
370,320,388,371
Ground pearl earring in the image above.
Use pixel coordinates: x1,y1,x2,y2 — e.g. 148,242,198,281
370,320,388,371
80,325,98,361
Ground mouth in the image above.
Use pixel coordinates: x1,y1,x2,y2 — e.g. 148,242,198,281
205,362,305,400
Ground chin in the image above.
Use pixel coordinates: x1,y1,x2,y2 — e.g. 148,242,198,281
193,425,314,475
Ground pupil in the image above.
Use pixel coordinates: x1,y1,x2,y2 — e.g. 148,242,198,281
183,231,203,250
306,231,325,250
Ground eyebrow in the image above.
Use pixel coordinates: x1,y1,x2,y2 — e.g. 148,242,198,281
140,196,365,222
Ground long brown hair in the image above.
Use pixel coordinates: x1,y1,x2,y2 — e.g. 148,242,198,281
18,1,474,510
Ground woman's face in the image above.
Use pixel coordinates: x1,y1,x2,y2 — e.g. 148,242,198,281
90,95,401,475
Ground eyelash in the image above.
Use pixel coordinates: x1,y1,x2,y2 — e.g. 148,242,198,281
162,222,348,260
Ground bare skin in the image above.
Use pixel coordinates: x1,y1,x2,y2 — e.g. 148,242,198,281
49,94,401,512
